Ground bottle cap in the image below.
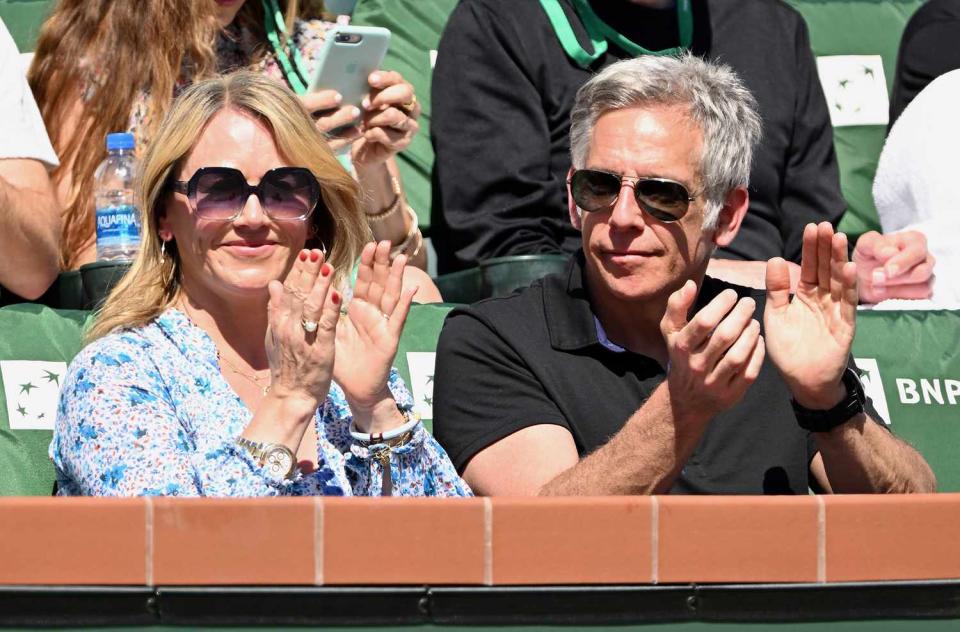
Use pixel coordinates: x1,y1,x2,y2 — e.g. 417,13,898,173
106,132,135,151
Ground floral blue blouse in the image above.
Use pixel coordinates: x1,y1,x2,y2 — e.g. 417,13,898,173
50,309,472,498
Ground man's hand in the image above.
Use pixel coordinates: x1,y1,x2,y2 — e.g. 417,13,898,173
854,230,934,303
660,280,766,422
765,222,856,409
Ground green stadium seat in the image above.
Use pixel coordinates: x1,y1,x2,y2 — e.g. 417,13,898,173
0,0,54,52
0,304,90,495
785,0,925,240
851,309,960,492
394,302,457,433
352,0,459,236
433,254,569,304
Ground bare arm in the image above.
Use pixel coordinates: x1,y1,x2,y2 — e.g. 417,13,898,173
765,222,937,494
810,413,936,493
354,158,428,271
463,384,709,496
464,282,766,496
0,159,60,299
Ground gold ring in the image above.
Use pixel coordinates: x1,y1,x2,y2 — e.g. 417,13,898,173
399,94,418,115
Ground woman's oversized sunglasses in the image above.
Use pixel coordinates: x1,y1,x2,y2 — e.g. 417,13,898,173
171,166,324,221
569,168,697,223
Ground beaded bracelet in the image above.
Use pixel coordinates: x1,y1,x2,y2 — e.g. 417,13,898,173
365,176,403,223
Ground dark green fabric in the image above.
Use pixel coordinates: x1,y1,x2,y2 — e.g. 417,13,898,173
434,254,569,304
851,309,960,492
785,0,924,239
394,302,456,433
351,0,459,235
0,0,54,52
0,305,91,496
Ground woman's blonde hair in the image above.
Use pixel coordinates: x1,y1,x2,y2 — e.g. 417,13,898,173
87,71,369,342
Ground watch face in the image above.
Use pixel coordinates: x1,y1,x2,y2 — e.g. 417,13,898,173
263,445,295,481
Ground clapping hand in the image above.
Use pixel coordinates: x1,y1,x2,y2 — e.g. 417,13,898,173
764,222,856,409
265,248,341,408
333,241,417,416
660,280,766,422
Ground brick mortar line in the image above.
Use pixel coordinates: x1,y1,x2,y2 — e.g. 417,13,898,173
144,497,154,587
817,495,826,583
483,497,493,586
314,498,324,586
651,496,659,584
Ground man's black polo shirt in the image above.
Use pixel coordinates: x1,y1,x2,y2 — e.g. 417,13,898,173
433,254,819,495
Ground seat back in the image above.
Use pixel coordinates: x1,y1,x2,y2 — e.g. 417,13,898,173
786,0,924,239
0,305,90,495
851,309,960,491
434,254,569,304
0,0,54,52
394,302,457,433
351,0,459,235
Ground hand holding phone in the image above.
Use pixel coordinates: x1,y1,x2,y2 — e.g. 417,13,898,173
300,89,363,153
305,26,420,166
308,26,390,106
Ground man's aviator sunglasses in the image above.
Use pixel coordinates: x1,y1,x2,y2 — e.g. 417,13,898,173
569,169,696,222
171,166,324,221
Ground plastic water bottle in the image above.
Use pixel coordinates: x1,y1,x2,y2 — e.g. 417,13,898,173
94,132,141,261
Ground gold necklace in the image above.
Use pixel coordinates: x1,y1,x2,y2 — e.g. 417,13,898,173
217,349,271,397
178,301,272,397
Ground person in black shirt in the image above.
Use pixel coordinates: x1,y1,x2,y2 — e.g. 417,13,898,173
431,0,932,303
433,55,935,496
889,0,960,128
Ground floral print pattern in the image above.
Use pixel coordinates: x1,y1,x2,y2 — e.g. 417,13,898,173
50,309,471,498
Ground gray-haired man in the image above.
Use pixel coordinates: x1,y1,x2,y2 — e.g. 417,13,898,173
432,55,934,496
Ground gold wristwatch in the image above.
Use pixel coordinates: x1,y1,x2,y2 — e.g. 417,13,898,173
235,437,298,482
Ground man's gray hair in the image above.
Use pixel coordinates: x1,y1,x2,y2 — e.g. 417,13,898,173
569,54,762,228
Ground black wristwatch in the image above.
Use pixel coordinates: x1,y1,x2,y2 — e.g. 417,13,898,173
791,368,866,433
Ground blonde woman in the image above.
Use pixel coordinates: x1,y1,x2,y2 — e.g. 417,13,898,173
50,72,469,497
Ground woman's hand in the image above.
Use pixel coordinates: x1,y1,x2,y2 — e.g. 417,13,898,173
298,89,363,155
334,241,417,421
264,248,342,411
351,71,421,167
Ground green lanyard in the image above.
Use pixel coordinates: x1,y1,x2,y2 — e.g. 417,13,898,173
538,0,693,69
262,0,310,94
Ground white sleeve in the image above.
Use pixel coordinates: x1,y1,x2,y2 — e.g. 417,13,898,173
873,70,960,307
873,70,960,236
0,19,59,168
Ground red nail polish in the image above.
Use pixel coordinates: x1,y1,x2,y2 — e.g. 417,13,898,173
321,263,331,277
310,251,320,262
299,251,308,261
331,291,340,305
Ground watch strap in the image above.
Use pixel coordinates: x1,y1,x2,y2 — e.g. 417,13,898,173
235,437,297,481
792,368,866,433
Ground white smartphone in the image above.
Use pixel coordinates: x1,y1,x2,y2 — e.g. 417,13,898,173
308,25,391,107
